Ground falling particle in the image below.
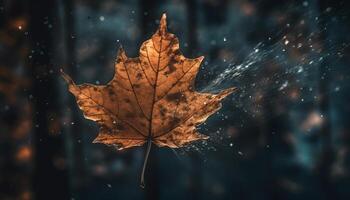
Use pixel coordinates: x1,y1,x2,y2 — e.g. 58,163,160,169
284,40,289,45
334,86,340,92
223,37,227,42
71,122,75,125
18,26,22,30
255,49,259,53
279,81,288,90
99,16,105,21
303,1,308,7
96,80,100,84
297,66,303,73
297,43,303,48
229,143,233,147
337,52,343,58
107,184,112,188
238,151,243,156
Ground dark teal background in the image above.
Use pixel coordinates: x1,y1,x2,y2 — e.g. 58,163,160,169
0,0,349,200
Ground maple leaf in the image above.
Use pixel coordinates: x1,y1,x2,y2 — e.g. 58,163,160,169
62,14,235,187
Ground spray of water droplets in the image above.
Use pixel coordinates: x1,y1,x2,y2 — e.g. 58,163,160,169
175,15,349,158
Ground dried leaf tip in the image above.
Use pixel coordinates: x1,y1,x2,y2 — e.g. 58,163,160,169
117,45,127,59
218,87,237,99
60,69,74,85
197,56,205,62
159,13,167,35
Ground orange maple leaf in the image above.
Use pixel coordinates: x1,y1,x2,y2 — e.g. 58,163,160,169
62,14,235,187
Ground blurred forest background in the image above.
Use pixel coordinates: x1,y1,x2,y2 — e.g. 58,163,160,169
0,0,349,200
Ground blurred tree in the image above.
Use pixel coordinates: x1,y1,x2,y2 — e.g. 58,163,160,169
0,0,33,199
28,0,70,199
62,0,89,187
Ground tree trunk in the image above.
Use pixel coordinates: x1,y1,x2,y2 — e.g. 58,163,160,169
62,0,88,187
29,0,70,199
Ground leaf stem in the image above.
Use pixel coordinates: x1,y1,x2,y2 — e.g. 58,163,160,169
140,138,152,188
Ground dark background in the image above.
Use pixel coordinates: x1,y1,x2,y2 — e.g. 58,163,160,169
1,0,350,200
